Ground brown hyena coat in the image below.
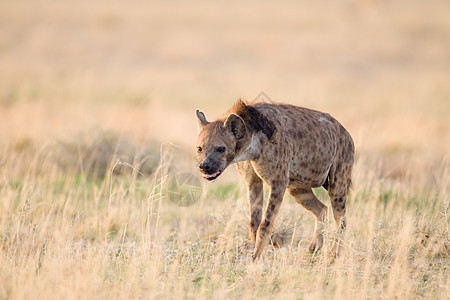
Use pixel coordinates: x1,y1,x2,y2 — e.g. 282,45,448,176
195,100,354,260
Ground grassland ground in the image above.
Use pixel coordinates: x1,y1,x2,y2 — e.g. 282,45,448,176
0,117,448,299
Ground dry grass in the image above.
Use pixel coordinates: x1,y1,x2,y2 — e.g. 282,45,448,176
0,137,448,299
0,0,449,299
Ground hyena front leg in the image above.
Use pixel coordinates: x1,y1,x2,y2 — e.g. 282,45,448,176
252,184,286,261
247,176,283,248
237,162,263,243
247,176,264,243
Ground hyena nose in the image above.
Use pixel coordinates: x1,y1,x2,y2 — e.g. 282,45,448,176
199,162,211,172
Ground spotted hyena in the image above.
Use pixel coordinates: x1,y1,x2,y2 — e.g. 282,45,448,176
195,100,354,260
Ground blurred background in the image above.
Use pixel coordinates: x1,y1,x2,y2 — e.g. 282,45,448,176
0,0,449,183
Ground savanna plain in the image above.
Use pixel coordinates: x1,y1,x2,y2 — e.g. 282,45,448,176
0,0,449,299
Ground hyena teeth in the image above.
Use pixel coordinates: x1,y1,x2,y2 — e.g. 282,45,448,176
203,170,221,179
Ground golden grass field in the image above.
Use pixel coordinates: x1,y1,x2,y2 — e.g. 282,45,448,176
0,0,449,299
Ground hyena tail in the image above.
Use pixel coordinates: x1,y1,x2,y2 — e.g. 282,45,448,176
322,173,329,191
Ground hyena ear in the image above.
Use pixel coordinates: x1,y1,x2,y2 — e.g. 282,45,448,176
196,110,209,129
224,113,246,140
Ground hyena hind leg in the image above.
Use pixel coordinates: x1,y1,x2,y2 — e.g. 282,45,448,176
330,195,347,256
288,187,327,253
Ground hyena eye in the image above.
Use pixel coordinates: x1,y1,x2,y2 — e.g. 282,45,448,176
197,147,203,153
216,146,226,153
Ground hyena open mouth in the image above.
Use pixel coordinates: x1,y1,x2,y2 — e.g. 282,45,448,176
201,170,222,181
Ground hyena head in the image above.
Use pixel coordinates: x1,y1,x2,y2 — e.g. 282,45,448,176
195,110,247,181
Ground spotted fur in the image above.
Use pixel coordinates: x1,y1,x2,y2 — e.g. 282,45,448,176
195,100,355,260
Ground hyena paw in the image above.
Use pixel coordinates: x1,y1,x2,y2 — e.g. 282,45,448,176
308,234,323,254
270,232,284,248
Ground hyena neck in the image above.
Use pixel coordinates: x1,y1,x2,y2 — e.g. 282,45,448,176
229,102,276,141
229,102,276,163
232,132,266,163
